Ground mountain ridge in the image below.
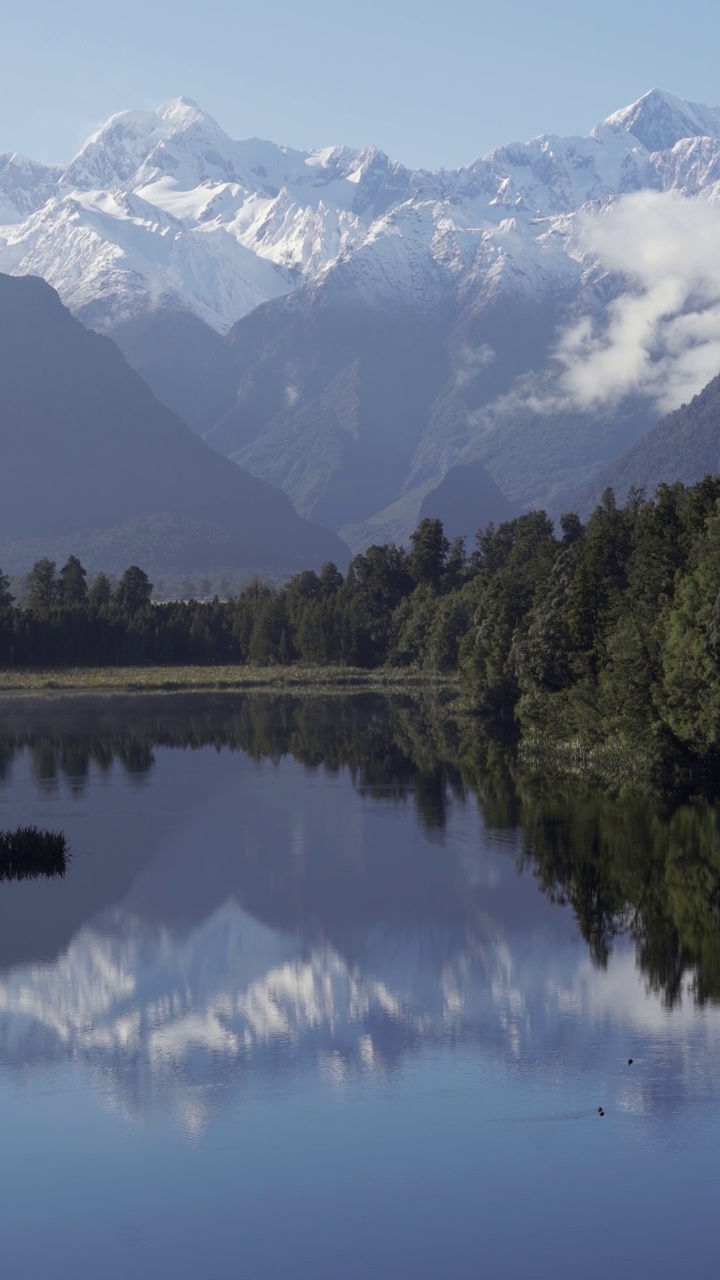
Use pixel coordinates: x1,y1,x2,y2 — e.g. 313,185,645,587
5,88,720,548
4,87,718,335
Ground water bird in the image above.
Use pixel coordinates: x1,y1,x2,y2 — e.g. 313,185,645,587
597,1106,605,1117
627,1058,634,1065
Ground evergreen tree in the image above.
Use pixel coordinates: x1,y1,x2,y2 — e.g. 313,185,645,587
0,569,14,611
409,519,450,588
88,573,113,609
285,570,322,627
319,562,344,596
563,489,632,679
342,544,413,665
560,512,584,546
463,512,557,719
59,555,88,606
26,559,58,614
443,537,467,590
296,601,327,665
115,566,153,616
249,597,280,664
426,589,473,672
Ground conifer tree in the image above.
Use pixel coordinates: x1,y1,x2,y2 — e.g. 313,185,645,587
88,573,113,609
59,555,88,606
26,558,58,614
409,518,450,588
0,569,14,611
115,566,153,616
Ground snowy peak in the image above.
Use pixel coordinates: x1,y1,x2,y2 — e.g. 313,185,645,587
62,98,241,192
155,95,206,127
0,152,63,223
462,128,657,216
62,100,389,205
4,88,720,338
600,88,720,152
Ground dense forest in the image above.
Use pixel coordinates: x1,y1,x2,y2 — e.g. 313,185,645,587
4,477,720,760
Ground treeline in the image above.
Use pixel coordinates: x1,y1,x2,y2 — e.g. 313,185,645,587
5,478,720,757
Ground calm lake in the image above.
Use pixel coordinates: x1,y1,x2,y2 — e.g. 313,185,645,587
0,693,718,1279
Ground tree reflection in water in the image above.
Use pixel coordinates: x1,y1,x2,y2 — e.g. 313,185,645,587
0,690,718,1004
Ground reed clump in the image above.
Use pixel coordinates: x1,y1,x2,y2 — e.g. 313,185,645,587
0,826,70,882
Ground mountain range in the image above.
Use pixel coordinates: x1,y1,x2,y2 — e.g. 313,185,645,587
3,88,720,554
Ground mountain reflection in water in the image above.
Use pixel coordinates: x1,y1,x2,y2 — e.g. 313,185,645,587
0,692,718,1137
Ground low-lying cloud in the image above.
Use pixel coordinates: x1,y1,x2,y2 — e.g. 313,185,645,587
554,189,720,414
453,343,495,389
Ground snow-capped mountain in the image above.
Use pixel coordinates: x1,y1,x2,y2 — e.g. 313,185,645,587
0,96,425,330
4,87,720,543
3,88,719,335
599,90,720,153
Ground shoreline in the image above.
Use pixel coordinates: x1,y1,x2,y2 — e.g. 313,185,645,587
0,670,709,791
0,666,461,697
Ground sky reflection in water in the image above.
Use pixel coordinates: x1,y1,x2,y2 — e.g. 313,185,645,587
0,695,717,1279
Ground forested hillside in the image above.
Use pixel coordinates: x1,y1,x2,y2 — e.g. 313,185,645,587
5,477,720,762
587,373,720,510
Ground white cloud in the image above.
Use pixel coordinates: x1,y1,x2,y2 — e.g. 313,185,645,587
551,190,720,414
453,342,495,389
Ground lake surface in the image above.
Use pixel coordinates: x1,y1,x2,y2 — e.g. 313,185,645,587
0,693,718,1279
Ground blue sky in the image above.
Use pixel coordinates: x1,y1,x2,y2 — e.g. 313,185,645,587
3,0,720,168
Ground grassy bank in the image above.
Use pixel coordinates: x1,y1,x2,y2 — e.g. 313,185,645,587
0,665,460,696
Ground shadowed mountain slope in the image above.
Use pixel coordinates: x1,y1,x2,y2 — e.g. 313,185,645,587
200,283,587,548
0,274,347,575
101,306,224,429
418,461,517,542
582,372,720,511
